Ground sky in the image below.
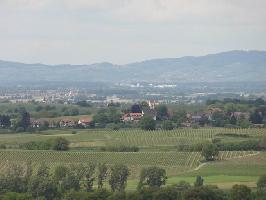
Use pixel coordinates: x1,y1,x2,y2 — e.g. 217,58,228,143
0,0,266,65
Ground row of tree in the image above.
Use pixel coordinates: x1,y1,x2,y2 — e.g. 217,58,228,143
0,162,265,200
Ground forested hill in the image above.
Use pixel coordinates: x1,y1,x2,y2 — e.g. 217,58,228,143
1,50,266,84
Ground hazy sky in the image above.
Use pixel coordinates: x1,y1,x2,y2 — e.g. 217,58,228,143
1,0,266,64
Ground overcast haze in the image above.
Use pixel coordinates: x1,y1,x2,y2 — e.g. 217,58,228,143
1,0,266,65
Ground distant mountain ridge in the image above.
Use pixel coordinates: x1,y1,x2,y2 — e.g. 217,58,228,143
1,50,266,84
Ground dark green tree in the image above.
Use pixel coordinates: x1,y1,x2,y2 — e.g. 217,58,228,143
153,186,179,200
16,109,31,131
109,165,129,192
162,120,174,130
155,105,168,120
230,184,252,200
84,163,96,192
194,175,204,187
52,137,70,151
257,175,266,190
97,163,108,189
250,111,263,124
202,143,219,161
139,116,156,131
171,110,187,127
0,115,11,128
183,186,226,200
138,166,167,189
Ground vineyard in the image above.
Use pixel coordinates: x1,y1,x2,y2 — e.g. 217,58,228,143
1,128,266,148
0,150,258,179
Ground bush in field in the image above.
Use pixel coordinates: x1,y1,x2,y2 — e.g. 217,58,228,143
183,186,226,200
201,143,219,161
257,175,266,190
139,116,156,131
162,120,174,130
138,167,167,189
106,123,120,130
194,176,204,187
52,137,70,151
229,184,252,200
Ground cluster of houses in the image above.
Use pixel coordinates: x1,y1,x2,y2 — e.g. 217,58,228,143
30,100,252,128
183,108,250,127
121,101,158,122
30,117,93,128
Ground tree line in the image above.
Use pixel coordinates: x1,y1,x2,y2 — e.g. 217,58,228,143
0,163,265,200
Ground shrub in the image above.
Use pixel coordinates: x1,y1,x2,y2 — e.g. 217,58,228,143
15,127,25,133
52,137,70,151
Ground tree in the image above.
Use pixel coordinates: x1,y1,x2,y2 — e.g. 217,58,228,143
230,184,252,200
211,111,226,127
84,163,96,192
230,115,237,125
52,137,70,151
0,115,11,128
250,111,263,124
139,116,156,131
97,163,108,189
171,110,187,127
162,120,174,130
29,165,58,200
183,186,226,200
175,180,191,191
109,165,129,192
201,143,219,161
194,175,204,187
16,109,31,131
54,165,68,182
155,105,168,120
257,175,266,190
138,167,167,189
153,186,179,200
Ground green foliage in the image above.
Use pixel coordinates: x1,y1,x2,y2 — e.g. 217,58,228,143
2,192,33,200
0,115,11,128
139,116,156,130
202,143,219,161
52,137,70,151
250,111,263,124
22,141,52,150
97,164,108,189
171,109,187,127
257,175,266,190
15,109,31,131
155,105,168,120
194,175,204,187
138,166,167,189
229,184,252,200
183,186,226,200
153,186,180,200
100,145,139,152
211,111,227,127
162,120,174,130
109,165,129,192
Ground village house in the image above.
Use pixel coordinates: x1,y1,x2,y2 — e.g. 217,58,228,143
78,117,93,127
230,112,250,120
59,118,76,127
122,113,143,122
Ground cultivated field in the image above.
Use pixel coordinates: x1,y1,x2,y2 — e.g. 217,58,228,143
0,128,265,189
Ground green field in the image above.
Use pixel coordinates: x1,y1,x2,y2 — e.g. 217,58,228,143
0,128,265,189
